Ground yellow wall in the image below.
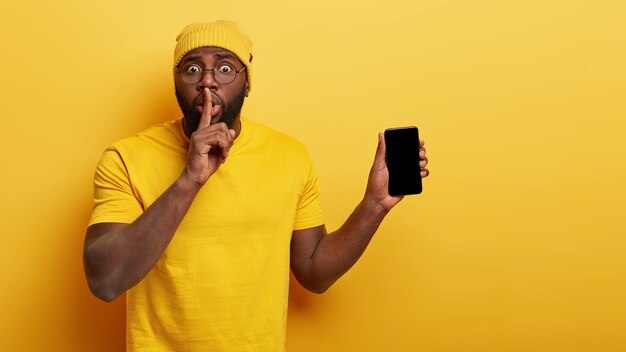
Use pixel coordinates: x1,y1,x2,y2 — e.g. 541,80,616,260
1,0,625,351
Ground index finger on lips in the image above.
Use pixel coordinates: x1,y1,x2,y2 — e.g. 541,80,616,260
198,87,213,129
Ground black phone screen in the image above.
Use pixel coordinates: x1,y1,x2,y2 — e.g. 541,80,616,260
384,126,422,196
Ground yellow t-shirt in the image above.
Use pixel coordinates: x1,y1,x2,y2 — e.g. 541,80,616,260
89,117,324,352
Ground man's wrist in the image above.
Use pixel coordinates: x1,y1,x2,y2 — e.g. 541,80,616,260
360,196,389,222
175,172,203,198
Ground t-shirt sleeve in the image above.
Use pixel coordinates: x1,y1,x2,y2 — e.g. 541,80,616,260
88,146,144,226
293,155,324,231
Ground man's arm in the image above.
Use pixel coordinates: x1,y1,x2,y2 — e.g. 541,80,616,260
84,90,234,301
290,133,429,293
84,176,202,301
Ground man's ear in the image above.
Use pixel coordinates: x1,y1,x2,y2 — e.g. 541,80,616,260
245,82,249,97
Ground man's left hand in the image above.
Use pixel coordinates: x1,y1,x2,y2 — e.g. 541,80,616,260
364,133,429,213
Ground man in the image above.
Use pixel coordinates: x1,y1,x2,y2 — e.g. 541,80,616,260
83,20,429,351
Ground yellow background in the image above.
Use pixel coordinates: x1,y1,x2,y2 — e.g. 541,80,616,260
1,0,625,351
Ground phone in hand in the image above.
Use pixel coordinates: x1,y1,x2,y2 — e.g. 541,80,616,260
384,126,422,196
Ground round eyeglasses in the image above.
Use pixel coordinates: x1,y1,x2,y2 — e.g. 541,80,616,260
177,62,246,85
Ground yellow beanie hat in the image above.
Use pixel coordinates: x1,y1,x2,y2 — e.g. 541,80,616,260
173,20,253,90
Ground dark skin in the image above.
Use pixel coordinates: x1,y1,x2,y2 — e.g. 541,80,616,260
83,47,430,301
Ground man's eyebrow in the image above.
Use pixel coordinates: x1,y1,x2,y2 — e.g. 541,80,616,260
180,55,202,65
214,52,237,60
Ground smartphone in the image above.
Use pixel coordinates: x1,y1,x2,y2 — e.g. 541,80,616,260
384,126,422,196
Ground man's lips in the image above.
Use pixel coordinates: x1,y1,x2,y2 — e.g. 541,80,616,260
195,92,222,116
196,104,222,117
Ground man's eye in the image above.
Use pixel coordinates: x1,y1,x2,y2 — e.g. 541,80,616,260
186,65,201,74
217,64,233,74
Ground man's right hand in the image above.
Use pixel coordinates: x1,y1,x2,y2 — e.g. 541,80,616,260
183,87,236,187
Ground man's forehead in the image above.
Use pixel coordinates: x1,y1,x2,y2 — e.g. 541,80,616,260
181,46,239,63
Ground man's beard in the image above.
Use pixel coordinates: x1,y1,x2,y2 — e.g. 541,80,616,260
176,87,246,133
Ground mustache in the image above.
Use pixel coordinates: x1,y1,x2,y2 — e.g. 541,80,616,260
194,91,222,107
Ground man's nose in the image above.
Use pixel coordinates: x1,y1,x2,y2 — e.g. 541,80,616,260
199,69,218,90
